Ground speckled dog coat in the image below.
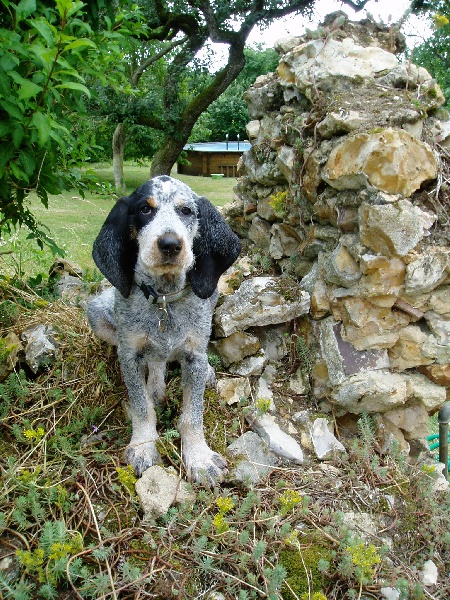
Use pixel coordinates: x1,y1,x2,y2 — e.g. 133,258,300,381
87,175,240,484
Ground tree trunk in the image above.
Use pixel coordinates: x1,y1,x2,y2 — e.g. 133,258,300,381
150,134,189,177
150,43,246,178
112,123,126,194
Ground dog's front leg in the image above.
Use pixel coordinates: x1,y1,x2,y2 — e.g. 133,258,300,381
118,345,164,475
178,352,227,485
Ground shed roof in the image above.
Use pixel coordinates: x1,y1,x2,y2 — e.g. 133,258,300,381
184,141,251,153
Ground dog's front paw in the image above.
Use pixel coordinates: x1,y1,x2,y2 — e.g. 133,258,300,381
183,443,227,486
125,441,161,476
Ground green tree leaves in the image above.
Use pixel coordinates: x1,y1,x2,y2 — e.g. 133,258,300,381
411,1,450,102
16,0,38,20
0,0,128,248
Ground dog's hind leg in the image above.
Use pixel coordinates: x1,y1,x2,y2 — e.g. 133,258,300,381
87,288,118,346
178,352,227,485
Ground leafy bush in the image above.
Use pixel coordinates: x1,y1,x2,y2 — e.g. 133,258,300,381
0,0,127,250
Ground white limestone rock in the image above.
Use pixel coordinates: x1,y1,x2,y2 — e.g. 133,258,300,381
318,318,390,386
216,377,251,406
255,365,277,405
56,274,89,306
269,223,300,260
289,368,308,395
214,276,310,337
248,216,271,249
405,372,446,412
317,110,364,138
405,247,450,295
246,119,260,140
341,510,379,539
388,324,437,371
215,332,261,367
21,324,59,374
276,145,296,182
257,324,290,362
278,37,399,95
359,199,435,257
228,354,267,377
382,404,430,440
227,431,278,484
323,244,362,288
323,129,436,197
424,310,450,346
310,418,346,460
421,559,438,586
136,466,195,519
246,411,303,464
380,587,400,600
331,370,408,414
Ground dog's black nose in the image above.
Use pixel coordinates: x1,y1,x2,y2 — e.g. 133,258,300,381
158,234,182,256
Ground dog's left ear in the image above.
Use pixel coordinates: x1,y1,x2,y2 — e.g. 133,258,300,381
92,195,138,298
188,196,240,299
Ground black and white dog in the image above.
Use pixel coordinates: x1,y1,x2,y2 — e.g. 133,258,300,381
87,175,240,484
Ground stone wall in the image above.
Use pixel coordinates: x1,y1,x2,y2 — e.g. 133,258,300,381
214,12,450,455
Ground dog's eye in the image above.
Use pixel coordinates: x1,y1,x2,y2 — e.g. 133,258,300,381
180,206,192,216
140,205,153,215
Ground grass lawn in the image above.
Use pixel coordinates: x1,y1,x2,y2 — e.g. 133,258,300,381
92,162,237,205
1,162,237,277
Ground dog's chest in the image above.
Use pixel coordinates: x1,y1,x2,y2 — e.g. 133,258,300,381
116,293,213,358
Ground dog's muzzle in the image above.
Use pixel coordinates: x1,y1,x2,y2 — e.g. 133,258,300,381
158,234,182,257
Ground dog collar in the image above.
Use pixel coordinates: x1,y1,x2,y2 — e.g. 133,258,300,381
137,282,191,333
137,282,191,305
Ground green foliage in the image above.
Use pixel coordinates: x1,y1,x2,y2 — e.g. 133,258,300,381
255,397,272,414
213,496,235,534
251,251,273,273
191,80,249,142
278,489,302,516
0,369,31,418
345,542,381,584
0,0,128,248
279,534,332,600
199,46,279,141
434,13,450,26
116,464,137,496
411,1,450,104
269,275,303,303
16,520,83,588
269,190,288,218
207,351,222,370
356,412,376,448
294,329,317,378
212,512,230,534
333,539,383,599
215,496,235,514
2,254,450,599
91,42,278,165
413,27,450,103
0,575,35,600
22,426,45,444
0,334,12,360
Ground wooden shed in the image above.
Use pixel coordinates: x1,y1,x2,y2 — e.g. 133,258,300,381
177,141,251,177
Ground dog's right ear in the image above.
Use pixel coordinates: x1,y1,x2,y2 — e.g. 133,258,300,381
92,196,138,298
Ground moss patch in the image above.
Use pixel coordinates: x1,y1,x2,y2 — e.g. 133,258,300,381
279,538,333,600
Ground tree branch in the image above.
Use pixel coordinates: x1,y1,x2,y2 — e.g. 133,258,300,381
341,0,372,10
181,41,246,128
131,36,188,87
